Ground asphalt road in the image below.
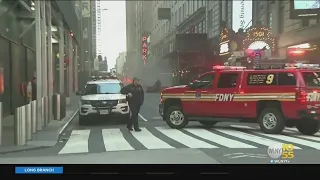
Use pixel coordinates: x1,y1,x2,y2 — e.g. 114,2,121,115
1,93,320,164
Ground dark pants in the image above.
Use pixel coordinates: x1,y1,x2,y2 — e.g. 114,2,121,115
128,103,141,129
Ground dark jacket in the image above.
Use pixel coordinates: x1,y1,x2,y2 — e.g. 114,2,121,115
120,84,144,106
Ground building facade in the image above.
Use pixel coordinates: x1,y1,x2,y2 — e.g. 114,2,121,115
116,52,127,75
96,0,102,57
252,0,320,57
91,0,97,59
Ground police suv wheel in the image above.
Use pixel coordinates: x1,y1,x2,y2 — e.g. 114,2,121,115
199,121,217,128
79,115,87,126
165,106,188,129
296,119,320,135
258,108,285,134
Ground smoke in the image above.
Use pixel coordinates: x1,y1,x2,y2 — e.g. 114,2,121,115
140,58,172,88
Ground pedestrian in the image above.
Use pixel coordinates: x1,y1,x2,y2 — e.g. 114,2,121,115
32,77,37,101
120,77,144,132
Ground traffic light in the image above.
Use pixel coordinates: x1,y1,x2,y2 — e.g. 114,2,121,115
98,55,102,61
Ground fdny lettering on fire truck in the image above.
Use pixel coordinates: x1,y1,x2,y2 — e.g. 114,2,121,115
307,93,320,102
215,94,235,101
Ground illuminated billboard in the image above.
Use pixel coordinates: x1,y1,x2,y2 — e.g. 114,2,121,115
290,0,320,19
232,0,252,32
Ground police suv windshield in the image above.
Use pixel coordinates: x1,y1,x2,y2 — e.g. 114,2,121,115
83,83,123,95
302,72,320,87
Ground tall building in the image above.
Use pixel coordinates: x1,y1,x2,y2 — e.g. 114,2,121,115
125,1,138,77
96,0,102,57
91,0,97,58
116,52,127,75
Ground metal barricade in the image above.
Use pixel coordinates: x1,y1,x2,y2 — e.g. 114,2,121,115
26,103,32,140
31,100,37,133
37,99,42,131
14,106,26,146
0,102,3,146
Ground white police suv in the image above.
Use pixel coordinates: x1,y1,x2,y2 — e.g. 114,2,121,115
76,79,130,125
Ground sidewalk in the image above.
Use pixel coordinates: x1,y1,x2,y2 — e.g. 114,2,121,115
0,94,79,153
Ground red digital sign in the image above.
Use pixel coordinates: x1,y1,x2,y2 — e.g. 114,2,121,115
142,36,148,65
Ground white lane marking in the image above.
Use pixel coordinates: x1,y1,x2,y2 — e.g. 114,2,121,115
138,113,148,121
156,127,218,148
58,130,90,154
185,128,256,148
216,128,302,149
131,127,173,149
234,125,320,149
102,128,134,151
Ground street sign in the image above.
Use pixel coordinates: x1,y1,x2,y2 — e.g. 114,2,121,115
94,60,99,71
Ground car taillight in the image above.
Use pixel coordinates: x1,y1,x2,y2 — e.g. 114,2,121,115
296,91,307,103
160,93,163,103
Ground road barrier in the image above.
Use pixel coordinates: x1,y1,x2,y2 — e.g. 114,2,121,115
4,93,65,146
26,103,32,141
53,93,61,120
13,98,50,146
31,100,37,134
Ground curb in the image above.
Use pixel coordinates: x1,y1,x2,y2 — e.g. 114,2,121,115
58,109,79,135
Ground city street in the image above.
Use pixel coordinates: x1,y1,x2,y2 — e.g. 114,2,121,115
1,93,320,164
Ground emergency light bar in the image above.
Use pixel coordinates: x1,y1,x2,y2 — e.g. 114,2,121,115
285,63,320,69
213,65,247,70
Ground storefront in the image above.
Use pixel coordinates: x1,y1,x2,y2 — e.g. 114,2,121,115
243,26,277,55
218,27,245,62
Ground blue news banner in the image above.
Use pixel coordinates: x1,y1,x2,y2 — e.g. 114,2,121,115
15,167,63,174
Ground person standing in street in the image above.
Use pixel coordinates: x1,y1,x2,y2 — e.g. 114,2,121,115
120,77,144,132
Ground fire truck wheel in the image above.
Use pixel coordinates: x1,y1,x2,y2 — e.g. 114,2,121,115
296,119,320,135
258,108,285,134
165,106,189,129
199,121,218,128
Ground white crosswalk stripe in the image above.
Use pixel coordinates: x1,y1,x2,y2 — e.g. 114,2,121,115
59,130,90,154
102,128,134,152
58,125,320,155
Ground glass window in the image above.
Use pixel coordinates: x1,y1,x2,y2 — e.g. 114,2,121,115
278,72,296,86
84,83,123,95
246,73,277,86
302,72,320,87
195,74,215,89
217,73,239,88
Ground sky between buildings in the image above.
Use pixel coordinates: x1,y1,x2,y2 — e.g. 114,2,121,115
101,1,126,70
